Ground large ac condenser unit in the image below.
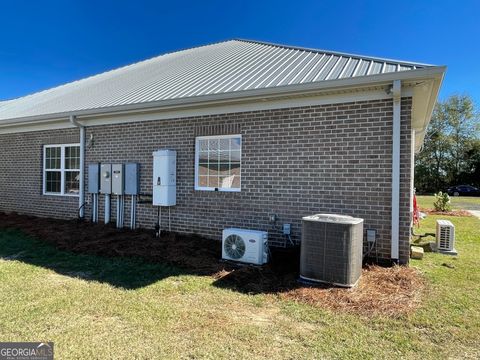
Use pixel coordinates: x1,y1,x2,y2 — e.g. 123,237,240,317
300,214,364,287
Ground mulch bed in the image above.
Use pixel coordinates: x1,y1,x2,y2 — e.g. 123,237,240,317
420,207,472,217
0,211,425,317
279,265,424,318
0,212,224,275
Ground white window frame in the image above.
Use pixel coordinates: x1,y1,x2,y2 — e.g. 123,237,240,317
194,134,242,192
43,143,80,197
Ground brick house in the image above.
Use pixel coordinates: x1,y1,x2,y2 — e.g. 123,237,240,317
0,40,445,264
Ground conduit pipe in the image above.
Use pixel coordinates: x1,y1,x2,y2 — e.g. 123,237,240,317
130,195,136,230
391,80,401,262
69,115,85,219
105,194,111,224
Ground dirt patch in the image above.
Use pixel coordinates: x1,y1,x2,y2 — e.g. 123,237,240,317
420,208,473,217
0,212,425,317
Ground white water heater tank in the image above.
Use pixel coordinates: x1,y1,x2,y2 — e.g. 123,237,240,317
152,149,176,206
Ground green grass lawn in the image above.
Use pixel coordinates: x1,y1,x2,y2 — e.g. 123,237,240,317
416,195,480,210
0,198,479,359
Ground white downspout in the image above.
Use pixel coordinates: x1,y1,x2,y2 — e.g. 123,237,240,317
391,80,401,262
410,129,416,224
69,115,85,219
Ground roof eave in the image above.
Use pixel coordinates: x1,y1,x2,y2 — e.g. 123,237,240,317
410,67,446,153
0,66,446,135
0,66,446,128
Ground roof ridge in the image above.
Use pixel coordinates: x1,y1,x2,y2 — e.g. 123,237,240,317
233,38,435,67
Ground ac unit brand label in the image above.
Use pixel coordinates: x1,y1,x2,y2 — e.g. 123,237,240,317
248,239,256,243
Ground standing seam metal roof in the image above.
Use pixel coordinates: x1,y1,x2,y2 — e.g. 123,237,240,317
0,39,434,121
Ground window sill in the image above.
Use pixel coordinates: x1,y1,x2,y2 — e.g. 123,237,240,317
194,187,241,192
43,192,79,198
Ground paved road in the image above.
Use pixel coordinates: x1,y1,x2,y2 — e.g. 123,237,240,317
467,210,480,218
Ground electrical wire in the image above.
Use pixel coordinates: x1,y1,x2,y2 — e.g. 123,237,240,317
363,241,376,260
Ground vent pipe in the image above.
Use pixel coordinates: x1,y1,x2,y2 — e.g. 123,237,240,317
69,115,85,219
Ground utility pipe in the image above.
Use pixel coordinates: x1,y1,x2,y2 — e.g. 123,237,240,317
391,80,401,262
69,115,85,219
130,195,136,230
105,194,111,224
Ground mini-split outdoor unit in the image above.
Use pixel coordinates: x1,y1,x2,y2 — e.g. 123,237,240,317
300,214,364,287
436,220,457,254
222,228,268,265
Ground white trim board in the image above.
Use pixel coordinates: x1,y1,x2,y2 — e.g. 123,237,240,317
0,88,409,135
0,65,445,126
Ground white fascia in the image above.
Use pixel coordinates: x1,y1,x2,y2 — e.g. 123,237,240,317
0,66,446,134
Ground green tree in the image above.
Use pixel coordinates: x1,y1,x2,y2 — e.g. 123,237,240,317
415,94,480,193
416,106,450,191
443,95,478,184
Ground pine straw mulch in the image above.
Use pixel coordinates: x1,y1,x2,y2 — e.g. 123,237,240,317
278,265,425,318
0,211,425,318
420,207,472,217
0,212,224,275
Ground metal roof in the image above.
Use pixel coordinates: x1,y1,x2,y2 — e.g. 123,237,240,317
0,39,435,122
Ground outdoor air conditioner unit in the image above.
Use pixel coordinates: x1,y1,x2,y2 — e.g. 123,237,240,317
222,228,268,265
300,214,364,287
436,220,457,254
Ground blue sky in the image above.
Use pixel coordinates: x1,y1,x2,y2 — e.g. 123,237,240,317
1,0,479,104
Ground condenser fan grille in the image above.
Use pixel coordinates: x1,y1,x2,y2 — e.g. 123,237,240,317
224,234,246,259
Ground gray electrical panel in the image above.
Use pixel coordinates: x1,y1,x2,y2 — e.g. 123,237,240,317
125,163,140,195
87,163,100,193
112,163,124,195
100,163,112,194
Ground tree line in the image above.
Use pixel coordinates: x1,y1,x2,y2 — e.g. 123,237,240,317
415,95,480,193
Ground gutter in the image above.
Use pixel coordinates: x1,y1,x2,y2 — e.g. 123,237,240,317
69,115,85,219
391,80,401,262
0,66,446,126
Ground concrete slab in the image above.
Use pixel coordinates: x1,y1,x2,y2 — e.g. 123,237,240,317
411,246,424,259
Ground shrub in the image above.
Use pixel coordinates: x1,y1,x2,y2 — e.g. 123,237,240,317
433,191,452,212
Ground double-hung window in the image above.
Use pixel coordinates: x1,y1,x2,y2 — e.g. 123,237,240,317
195,135,241,191
43,144,80,196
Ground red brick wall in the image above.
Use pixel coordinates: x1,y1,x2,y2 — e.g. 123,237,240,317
0,98,413,263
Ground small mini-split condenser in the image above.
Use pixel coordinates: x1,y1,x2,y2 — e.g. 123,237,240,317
436,219,457,255
222,228,269,265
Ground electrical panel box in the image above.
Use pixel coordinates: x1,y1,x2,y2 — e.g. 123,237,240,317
112,163,124,195
152,149,176,206
100,163,112,195
367,229,376,243
87,163,100,193
125,163,140,195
